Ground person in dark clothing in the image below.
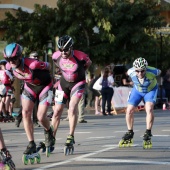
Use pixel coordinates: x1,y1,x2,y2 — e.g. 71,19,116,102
121,69,133,87
99,68,114,116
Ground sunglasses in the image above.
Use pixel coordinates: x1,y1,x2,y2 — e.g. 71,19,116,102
5,56,18,62
59,48,70,52
135,70,145,73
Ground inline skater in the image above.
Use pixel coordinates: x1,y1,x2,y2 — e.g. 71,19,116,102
3,43,55,163
119,57,161,149
0,128,15,169
0,60,14,122
44,35,91,155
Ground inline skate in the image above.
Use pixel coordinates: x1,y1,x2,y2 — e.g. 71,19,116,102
0,114,4,122
0,148,16,170
22,142,41,165
3,114,15,123
36,141,55,153
119,131,134,147
44,127,55,157
143,130,152,149
64,135,75,155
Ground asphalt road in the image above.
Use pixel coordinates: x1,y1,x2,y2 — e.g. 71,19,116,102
1,108,170,170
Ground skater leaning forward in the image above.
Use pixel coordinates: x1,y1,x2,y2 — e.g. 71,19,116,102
50,35,92,155
3,43,55,163
119,57,161,149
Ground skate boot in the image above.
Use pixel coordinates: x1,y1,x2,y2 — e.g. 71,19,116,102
44,127,55,157
64,135,75,155
3,114,15,123
0,114,4,122
36,141,55,154
22,142,41,165
36,142,46,153
119,131,134,147
15,118,22,127
0,148,16,170
143,130,152,149
15,113,22,127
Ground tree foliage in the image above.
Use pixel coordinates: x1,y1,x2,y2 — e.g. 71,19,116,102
0,0,169,70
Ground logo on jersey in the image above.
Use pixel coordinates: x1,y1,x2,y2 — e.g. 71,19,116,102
62,63,75,69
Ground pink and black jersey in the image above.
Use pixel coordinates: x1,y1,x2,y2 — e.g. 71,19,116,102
52,50,91,83
6,58,51,86
0,70,13,85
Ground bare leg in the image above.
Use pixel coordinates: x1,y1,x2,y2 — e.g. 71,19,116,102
0,128,5,150
22,99,34,141
52,103,64,136
126,104,136,130
145,102,154,130
68,96,81,135
37,104,50,131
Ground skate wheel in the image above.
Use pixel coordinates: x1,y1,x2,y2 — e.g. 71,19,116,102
119,139,133,148
118,140,124,148
64,146,69,155
69,146,74,155
46,147,50,157
35,154,41,163
143,141,152,149
36,147,41,153
22,154,28,165
42,147,46,153
6,159,16,170
50,146,55,153
29,158,35,164
4,165,10,170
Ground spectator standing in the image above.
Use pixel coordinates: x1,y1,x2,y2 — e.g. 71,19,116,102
121,69,133,87
99,67,114,116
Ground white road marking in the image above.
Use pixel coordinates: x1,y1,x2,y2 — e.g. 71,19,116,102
114,130,139,133
33,143,170,170
21,132,43,135
77,158,170,165
75,132,91,134
33,146,118,170
36,138,62,141
87,136,115,139
153,135,170,137
102,144,138,147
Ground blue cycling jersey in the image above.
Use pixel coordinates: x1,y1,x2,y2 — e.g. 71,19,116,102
127,66,161,93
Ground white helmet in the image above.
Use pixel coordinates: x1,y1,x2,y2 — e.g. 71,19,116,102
133,57,148,69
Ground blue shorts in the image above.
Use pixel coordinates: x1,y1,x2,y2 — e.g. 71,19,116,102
128,85,158,107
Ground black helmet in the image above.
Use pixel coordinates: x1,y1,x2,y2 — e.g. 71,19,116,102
57,35,74,50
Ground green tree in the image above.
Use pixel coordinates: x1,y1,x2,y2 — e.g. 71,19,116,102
0,0,169,70
0,5,57,56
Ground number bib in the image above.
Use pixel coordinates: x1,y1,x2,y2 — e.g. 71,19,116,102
0,84,6,96
55,89,64,103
